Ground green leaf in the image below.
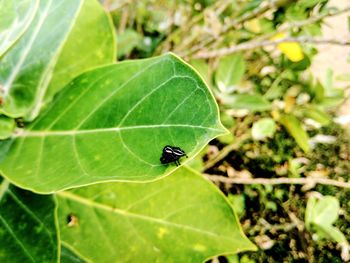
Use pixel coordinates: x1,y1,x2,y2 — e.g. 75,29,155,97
117,29,142,58
0,179,58,263
0,0,38,57
299,0,327,8
316,225,348,244
312,80,325,102
312,196,339,226
0,53,227,193
222,94,272,112
0,0,115,120
279,114,310,153
44,0,116,105
189,59,210,86
227,194,245,218
252,118,276,140
305,196,317,230
301,106,331,126
215,53,245,89
61,245,86,263
57,167,256,262
0,116,15,139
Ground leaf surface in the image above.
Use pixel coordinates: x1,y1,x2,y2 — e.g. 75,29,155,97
0,116,15,139
279,114,310,152
60,245,86,263
0,179,58,263
57,167,256,263
0,0,38,57
0,53,226,193
44,0,115,104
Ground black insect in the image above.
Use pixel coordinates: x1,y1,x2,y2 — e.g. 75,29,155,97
160,145,188,166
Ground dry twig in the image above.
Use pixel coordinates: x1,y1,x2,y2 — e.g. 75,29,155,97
205,174,350,188
201,134,250,172
193,36,350,58
186,4,350,58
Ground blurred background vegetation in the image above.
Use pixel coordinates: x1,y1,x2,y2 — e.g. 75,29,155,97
102,0,350,262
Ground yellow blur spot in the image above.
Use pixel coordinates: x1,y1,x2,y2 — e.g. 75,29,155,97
193,244,206,252
94,155,101,160
157,227,168,239
271,33,304,62
245,19,261,33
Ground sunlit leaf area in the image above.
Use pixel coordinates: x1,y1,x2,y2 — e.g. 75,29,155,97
0,0,350,262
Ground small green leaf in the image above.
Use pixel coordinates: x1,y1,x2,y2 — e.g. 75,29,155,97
0,0,38,57
313,80,325,102
215,53,245,89
57,167,256,262
0,116,15,139
316,225,348,244
305,196,317,230
279,114,310,153
223,94,272,112
252,118,276,140
301,106,331,126
117,29,142,58
0,53,226,193
312,196,339,226
0,179,58,263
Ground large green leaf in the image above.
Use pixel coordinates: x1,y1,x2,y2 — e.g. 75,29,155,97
0,179,58,262
0,53,226,193
57,167,256,263
0,0,38,57
0,0,115,120
0,116,15,139
44,0,116,104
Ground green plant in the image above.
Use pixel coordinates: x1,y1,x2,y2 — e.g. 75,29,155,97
0,0,257,262
305,195,349,259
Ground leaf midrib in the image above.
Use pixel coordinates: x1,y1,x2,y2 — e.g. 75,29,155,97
58,191,234,242
15,124,223,138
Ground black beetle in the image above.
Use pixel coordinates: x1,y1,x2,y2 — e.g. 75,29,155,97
160,145,188,166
